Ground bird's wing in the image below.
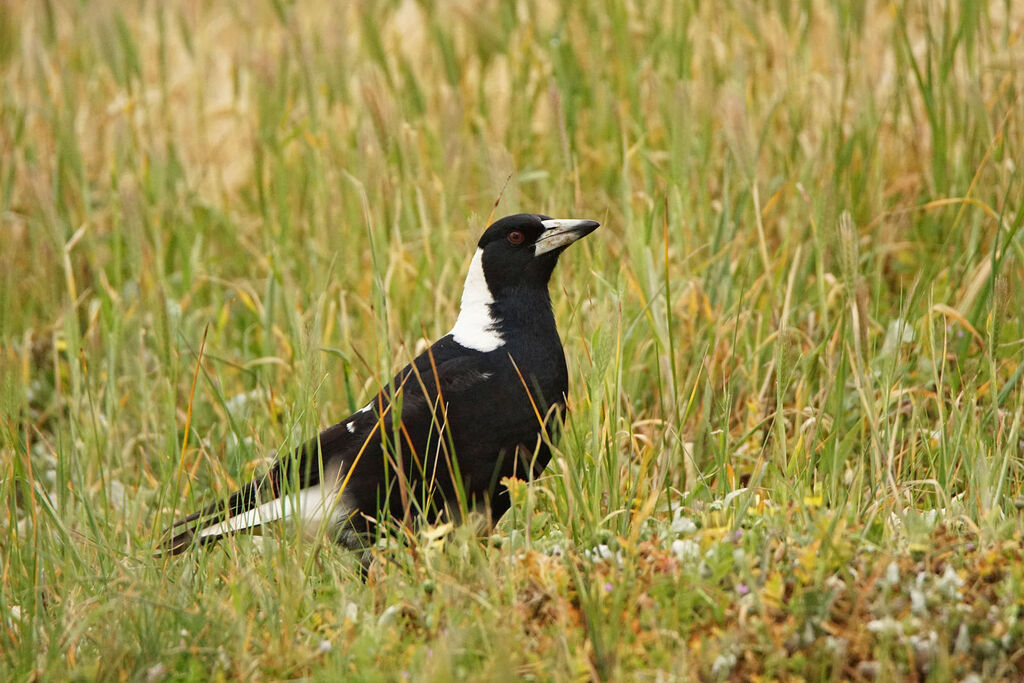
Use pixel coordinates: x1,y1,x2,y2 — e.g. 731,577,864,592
158,347,495,555
159,395,392,554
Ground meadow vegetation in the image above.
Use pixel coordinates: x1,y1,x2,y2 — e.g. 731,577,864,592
2,1,1024,679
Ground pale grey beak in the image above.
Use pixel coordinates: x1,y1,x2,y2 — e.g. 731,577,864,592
534,219,600,256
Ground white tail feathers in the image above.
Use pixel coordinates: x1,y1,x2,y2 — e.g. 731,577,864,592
196,484,351,540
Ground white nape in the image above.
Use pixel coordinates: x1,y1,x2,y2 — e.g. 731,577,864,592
449,248,504,352
196,484,350,540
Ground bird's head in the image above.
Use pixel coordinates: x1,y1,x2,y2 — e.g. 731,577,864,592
473,213,600,294
450,213,599,352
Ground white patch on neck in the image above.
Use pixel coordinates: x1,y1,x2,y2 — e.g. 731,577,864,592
449,248,504,352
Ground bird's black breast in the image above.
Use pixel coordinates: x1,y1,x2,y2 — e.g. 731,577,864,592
433,335,568,520
339,332,568,527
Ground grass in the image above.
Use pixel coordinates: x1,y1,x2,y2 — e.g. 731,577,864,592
2,0,1024,679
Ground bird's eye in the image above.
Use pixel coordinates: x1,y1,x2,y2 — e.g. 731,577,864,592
507,230,525,245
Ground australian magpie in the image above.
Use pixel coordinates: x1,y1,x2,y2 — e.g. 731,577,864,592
161,213,599,556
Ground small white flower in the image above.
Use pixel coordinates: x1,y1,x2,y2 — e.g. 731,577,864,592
584,544,621,565
954,623,971,655
711,653,736,678
670,513,697,536
867,617,903,637
824,575,846,593
909,631,937,670
671,539,700,563
884,561,900,587
910,587,927,616
936,565,964,599
145,663,167,683
824,636,847,656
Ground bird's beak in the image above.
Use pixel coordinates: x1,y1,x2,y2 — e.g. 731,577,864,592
534,219,601,256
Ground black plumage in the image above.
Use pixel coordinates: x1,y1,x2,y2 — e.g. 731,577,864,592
161,213,599,555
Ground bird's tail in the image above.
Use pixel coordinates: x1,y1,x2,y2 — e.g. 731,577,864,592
158,454,345,556
159,477,267,555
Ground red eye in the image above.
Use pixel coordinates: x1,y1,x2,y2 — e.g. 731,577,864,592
507,230,525,245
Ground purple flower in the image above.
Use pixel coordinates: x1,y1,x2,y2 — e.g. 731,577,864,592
737,583,750,596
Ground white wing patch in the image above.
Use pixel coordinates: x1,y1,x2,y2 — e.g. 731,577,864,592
346,421,356,433
449,248,504,352
196,484,352,540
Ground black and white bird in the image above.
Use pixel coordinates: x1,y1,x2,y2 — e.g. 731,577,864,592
162,213,599,556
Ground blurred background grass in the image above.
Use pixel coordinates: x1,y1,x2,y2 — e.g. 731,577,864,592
2,0,1023,679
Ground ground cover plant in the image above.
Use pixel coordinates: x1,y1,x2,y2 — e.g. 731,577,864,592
2,0,1024,679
